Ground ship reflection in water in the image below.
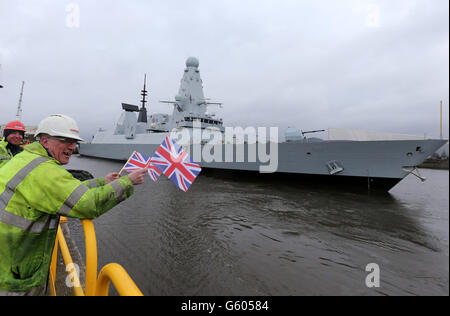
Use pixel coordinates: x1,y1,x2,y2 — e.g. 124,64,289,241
66,155,449,296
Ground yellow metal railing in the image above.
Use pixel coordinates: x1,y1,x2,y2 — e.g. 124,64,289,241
95,263,144,296
49,217,143,296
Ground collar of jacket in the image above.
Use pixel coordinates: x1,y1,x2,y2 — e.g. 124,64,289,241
1,138,12,155
23,142,60,165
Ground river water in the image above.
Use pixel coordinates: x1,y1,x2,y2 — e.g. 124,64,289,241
65,155,449,296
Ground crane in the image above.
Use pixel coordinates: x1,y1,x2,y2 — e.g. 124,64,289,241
16,81,25,121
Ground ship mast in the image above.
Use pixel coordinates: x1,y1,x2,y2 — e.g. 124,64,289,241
16,81,25,121
137,74,148,123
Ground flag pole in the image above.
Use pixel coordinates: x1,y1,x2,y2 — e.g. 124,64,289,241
119,151,136,176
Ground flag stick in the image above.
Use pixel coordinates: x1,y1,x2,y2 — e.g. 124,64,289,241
119,151,136,176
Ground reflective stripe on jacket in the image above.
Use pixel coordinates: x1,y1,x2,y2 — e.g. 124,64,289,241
0,138,13,169
0,142,134,294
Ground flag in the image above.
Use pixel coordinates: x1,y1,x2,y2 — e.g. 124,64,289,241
147,164,162,182
151,136,202,192
122,151,161,182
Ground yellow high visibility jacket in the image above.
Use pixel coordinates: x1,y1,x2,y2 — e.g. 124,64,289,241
0,142,134,294
0,138,13,169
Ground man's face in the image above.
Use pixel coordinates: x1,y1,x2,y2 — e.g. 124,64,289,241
41,136,77,165
6,131,23,146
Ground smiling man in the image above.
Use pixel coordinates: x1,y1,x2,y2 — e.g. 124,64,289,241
0,114,148,296
37,114,81,165
0,120,26,169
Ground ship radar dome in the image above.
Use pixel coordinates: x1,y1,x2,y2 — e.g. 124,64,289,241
186,57,199,68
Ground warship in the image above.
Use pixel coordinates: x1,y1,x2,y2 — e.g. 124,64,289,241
79,57,447,191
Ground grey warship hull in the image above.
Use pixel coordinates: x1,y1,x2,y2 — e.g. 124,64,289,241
79,139,447,191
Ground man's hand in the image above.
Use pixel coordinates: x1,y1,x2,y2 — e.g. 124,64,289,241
105,173,121,184
127,168,148,185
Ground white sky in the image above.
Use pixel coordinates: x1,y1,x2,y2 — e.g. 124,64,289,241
0,0,448,141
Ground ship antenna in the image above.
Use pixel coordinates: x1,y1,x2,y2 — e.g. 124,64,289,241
137,74,148,123
141,74,148,109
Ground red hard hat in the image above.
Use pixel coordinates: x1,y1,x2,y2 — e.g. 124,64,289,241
5,120,26,132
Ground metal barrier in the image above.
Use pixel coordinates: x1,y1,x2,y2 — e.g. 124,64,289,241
49,217,143,296
96,263,144,296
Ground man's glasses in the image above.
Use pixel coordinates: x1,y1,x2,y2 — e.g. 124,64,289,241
49,136,79,145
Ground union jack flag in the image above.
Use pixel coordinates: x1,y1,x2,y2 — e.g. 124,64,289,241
151,137,202,192
122,151,162,182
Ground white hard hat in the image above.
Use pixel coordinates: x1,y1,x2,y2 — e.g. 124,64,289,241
35,114,84,141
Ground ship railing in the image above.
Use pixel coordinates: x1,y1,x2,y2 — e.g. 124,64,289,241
49,217,143,296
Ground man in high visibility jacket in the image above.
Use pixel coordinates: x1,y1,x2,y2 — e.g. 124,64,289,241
0,120,26,169
0,114,148,296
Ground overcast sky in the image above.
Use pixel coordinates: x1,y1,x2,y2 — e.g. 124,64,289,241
0,0,448,141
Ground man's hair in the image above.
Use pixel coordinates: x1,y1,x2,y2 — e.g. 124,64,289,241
38,134,50,141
